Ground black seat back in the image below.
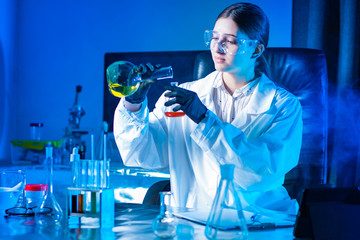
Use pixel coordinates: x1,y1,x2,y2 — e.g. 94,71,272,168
193,48,329,202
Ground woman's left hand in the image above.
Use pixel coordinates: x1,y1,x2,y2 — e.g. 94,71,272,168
164,85,207,124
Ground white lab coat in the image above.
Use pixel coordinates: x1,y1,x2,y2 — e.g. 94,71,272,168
114,71,302,215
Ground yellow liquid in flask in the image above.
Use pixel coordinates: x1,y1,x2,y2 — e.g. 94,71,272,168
109,83,138,98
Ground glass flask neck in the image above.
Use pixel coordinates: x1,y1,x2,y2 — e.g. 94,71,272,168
220,164,235,180
159,191,172,216
45,146,54,194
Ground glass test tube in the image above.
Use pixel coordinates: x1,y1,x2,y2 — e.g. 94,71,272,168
71,195,77,213
91,192,97,214
165,82,185,117
80,160,88,187
78,194,84,213
88,160,94,187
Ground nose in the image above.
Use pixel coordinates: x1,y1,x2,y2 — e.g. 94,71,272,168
215,41,227,54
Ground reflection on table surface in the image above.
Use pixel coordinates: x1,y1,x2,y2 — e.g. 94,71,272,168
0,203,295,240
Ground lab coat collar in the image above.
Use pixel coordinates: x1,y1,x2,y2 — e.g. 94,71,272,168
196,71,276,115
210,72,276,114
246,74,276,114
212,72,258,99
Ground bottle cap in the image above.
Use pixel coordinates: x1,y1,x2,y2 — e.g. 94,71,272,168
30,123,44,127
70,147,80,162
25,184,46,191
220,164,235,179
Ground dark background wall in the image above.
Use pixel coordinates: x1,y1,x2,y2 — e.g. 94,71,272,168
292,0,360,186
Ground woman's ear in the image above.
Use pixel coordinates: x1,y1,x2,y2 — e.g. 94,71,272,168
251,44,265,59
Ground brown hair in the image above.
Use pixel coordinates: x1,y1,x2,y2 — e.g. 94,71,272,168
217,2,270,76
217,2,269,47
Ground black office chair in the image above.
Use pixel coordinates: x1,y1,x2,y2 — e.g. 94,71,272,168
143,180,171,205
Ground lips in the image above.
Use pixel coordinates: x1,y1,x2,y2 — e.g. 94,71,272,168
214,56,226,63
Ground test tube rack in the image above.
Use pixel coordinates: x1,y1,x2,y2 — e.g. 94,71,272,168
66,187,114,228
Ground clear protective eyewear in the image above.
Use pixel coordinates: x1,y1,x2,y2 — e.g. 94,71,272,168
204,30,259,55
5,206,42,216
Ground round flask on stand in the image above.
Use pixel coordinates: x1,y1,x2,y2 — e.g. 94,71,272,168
152,191,177,238
106,61,173,98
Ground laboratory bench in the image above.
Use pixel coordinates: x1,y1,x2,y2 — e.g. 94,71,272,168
0,163,302,239
0,202,297,240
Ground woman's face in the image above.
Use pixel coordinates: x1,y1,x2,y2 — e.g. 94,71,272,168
211,18,257,76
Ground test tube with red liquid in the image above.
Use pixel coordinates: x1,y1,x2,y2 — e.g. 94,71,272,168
165,82,185,117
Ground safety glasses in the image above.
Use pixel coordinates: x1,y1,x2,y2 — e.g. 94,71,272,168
204,30,259,55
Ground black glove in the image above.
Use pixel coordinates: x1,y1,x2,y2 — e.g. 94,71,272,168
164,85,207,124
125,63,160,104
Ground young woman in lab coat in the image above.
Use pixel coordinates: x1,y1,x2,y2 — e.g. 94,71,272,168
114,2,302,215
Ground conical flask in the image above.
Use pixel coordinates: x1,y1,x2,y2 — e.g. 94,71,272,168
205,164,248,239
35,144,64,227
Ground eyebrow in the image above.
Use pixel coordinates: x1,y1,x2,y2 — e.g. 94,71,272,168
213,31,237,38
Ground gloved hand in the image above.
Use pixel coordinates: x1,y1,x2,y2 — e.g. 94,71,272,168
164,85,207,124
125,63,161,104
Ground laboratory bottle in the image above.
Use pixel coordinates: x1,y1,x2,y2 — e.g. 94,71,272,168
70,147,80,187
25,184,46,208
29,122,43,141
205,164,248,239
106,61,173,98
152,191,177,238
35,143,64,227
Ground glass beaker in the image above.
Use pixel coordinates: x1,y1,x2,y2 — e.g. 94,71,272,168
152,191,177,238
106,61,173,98
205,164,248,239
0,170,26,214
165,82,185,117
35,144,64,227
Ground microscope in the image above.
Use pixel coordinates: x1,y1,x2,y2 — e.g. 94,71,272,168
63,85,88,160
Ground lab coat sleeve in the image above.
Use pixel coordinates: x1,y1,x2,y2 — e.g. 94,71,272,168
113,97,170,172
191,92,303,192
